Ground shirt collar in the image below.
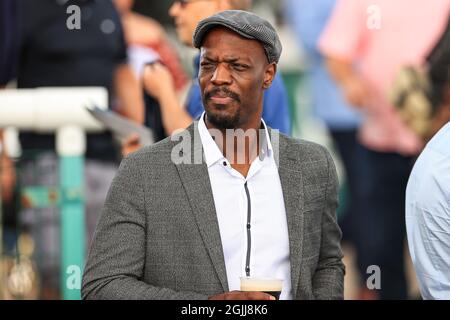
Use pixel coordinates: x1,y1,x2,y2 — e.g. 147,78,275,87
198,112,273,168
198,112,225,167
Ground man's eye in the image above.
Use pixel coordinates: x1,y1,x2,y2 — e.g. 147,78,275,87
201,63,214,69
232,63,247,71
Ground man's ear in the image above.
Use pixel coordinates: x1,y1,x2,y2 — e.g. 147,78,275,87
263,63,276,89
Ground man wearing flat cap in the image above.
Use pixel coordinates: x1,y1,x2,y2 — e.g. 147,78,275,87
82,10,345,300
141,0,291,138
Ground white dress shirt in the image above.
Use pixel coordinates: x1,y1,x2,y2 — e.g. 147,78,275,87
198,113,293,300
406,122,450,300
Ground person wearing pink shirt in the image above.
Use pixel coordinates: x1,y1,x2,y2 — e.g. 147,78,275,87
319,0,450,299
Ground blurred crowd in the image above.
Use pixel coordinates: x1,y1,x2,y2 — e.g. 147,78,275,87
1,0,450,300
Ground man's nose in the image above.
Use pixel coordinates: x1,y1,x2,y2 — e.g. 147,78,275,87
211,64,232,86
169,2,179,17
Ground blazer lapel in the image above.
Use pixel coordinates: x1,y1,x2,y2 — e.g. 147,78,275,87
173,123,229,292
274,132,304,298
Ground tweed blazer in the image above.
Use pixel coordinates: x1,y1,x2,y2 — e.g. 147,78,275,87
82,122,345,300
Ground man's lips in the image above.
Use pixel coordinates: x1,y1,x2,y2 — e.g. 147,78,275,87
209,96,234,104
205,88,241,105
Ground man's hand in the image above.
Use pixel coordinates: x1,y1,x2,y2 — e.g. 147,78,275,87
208,291,276,300
325,57,371,109
143,62,175,101
341,75,370,109
142,62,193,135
121,133,142,157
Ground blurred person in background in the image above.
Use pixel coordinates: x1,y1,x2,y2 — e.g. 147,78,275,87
1,0,19,258
114,0,188,92
11,0,144,298
406,121,450,300
0,0,18,88
426,17,450,138
405,28,450,299
114,0,189,143
142,0,291,136
319,0,450,299
284,0,365,296
1,134,18,257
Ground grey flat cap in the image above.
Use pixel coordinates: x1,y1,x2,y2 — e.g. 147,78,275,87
193,10,282,64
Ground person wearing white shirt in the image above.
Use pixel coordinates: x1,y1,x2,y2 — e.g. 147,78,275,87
82,10,344,301
406,122,450,300
198,112,292,299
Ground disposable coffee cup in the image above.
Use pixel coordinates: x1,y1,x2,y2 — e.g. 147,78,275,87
240,277,283,300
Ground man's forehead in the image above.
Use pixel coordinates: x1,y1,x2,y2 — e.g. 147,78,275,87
200,27,266,60
200,48,253,63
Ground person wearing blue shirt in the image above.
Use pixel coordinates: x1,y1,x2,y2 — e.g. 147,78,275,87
143,0,291,136
406,122,450,300
285,0,362,131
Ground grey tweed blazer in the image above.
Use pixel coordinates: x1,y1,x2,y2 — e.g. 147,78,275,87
82,123,345,300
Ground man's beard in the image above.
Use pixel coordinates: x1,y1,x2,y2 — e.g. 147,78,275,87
203,87,242,129
205,107,241,129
